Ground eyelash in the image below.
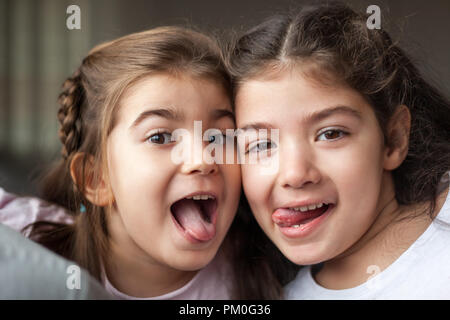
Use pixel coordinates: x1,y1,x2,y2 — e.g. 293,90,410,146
146,130,232,146
244,128,348,154
146,129,174,145
316,128,349,141
206,132,233,145
246,140,276,154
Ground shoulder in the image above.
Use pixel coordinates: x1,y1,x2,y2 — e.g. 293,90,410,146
284,266,313,299
0,186,73,234
435,183,450,220
199,250,234,298
429,171,450,220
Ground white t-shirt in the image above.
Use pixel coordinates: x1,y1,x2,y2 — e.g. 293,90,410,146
285,172,450,300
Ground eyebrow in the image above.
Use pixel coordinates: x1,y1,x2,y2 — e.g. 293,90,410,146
238,105,362,132
238,122,276,132
306,105,362,123
129,108,182,130
211,109,235,122
129,107,235,130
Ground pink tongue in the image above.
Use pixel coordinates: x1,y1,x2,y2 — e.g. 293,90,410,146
272,206,327,227
171,199,215,241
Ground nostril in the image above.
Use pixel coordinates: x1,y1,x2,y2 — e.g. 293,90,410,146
180,160,218,175
280,170,321,189
283,179,314,189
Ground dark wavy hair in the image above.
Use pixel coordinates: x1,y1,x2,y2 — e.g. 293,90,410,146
225,1,450,297
226,1,450,214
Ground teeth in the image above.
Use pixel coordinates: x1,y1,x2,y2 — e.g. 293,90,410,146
290,202,327,212
187,195,214,200
292,225,300,228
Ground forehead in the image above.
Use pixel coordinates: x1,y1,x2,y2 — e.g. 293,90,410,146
117,73,232,125
235,68,370,124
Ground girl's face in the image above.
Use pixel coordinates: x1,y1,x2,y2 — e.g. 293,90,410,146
235,68,392,265
106,74,240,271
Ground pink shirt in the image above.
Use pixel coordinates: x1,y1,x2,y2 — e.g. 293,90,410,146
0,187,233,299
103,250,233,300
0,188,74,235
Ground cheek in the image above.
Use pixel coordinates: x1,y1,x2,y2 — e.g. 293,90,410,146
108,141,174,216
114,143,170,186
319,126,384,186
220,163,242,211
341,136,384,197
223,163,241,186
241,164,273,217
320,131,385,226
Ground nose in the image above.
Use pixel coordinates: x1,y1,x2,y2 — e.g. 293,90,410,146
277,140,321,189
181,159,218,175
179,141,219,176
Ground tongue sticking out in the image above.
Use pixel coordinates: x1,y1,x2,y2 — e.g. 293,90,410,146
171,199,216,242
272,205,329,227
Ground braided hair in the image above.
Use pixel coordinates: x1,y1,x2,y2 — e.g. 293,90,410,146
25,26,236,285
57,69,85,161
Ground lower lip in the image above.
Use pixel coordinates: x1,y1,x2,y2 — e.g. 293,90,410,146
276,204,334,239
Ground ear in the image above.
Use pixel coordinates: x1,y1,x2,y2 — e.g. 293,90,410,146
70,152,114,207
383,105,411,171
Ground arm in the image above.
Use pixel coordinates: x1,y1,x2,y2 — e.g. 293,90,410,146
0,187,74,235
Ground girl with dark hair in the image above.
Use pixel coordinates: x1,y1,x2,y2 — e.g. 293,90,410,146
227,2,450,298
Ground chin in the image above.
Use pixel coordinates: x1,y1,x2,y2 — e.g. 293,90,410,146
280,243,328,266
171,248,218,271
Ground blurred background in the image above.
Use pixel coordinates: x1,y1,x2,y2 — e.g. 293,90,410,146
1,0,449,196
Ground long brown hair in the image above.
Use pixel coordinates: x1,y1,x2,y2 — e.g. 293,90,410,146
25,26,273,298
225,1,450,297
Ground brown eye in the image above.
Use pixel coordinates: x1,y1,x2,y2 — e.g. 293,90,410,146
325,131,340,139
317,129,347,141
147,132,172,145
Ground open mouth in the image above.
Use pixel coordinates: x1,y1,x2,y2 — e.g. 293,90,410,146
272,202,332,228
170,194,218,242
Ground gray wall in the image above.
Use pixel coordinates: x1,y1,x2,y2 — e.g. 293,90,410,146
1,0,449,196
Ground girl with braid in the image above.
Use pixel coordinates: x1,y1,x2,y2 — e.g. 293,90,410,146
0,26,259,299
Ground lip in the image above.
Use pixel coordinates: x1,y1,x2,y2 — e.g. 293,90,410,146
170,190,219,244
274,204,335,239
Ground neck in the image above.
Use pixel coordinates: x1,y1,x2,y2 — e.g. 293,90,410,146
314,171,446,290
104,215,197,298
